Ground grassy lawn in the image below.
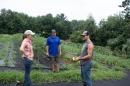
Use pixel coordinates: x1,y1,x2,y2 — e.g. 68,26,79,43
0,34,130,84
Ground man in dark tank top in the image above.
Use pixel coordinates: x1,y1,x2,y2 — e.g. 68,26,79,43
73,31,94,86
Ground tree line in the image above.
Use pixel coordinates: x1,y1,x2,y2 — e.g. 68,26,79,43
0,0,129,58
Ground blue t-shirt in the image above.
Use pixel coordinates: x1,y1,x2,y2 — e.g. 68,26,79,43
46,36,61,57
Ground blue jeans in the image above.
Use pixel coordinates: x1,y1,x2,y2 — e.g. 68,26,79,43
23,57,33,86
81,60,92,86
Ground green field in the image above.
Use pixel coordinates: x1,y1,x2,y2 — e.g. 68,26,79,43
0,34,130,84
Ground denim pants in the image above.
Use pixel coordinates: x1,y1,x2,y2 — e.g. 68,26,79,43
81,60,92,86
23,57,33,86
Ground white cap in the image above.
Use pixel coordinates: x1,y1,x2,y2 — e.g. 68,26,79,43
81,31,89,36
24,30,35,35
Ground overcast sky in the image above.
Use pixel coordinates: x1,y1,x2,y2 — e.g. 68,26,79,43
0,0,123,23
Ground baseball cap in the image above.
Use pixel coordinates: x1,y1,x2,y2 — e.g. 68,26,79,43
81,31,89,36
24,30,35,35
51,29,56,33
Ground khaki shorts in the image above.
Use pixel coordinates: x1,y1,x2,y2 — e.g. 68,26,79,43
49,56,59,64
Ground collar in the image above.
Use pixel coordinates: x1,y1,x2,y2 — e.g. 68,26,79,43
50,35,57,38
24,38,32,43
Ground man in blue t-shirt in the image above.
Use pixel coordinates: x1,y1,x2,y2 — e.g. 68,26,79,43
46,29,61,72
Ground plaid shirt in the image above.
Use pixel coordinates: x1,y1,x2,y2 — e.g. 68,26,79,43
20,38,34,60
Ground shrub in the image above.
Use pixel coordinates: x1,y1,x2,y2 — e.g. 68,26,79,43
70,31,83,43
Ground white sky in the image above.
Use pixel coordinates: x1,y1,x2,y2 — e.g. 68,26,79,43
0,0,123,23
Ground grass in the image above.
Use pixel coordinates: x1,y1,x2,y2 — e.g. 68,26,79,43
92,69,125,80
0,35,11,60
0,34,130,84
0,71,23,84
94,52,130,69
0,69,125,84
0,34,18,66
62,41,81,54
0,34,13,66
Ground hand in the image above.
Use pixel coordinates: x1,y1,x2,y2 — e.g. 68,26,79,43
72,56,80,61
46,52,49,56
59,52,62,56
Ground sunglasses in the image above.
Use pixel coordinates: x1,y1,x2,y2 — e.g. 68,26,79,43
82,35,86,37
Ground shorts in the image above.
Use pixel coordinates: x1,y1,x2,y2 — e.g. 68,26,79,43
49,56,59,64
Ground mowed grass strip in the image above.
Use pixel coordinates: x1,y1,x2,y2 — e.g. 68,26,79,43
0,69,125,84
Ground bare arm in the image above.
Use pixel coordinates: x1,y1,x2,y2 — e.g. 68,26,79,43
46,45,49,56
58,45,61,56
19,41,26,55
30,46,34,58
